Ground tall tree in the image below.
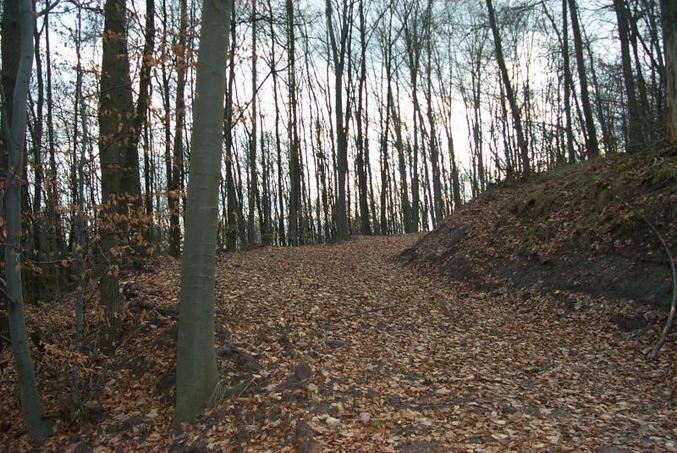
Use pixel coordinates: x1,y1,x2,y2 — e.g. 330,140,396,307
561,0,576,163
133,0,155,214
174,0,234,424
168,0,188,257
567,0,599,157
355,0,371,235
613,0,643,151
486,0,531,176
326,0,352,241
2,0,53,440
98,0,139,326
223,9,239,251
663,0,677,144
248,0,259,245
287,0,302,245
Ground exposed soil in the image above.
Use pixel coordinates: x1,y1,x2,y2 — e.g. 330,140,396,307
1,235,675,451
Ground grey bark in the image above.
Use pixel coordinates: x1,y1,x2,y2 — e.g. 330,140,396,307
174,0,234,424
662,0,677,144
2,0,53,440
567,0,599,157
486,0,531,176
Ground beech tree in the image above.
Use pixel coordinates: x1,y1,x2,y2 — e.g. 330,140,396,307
2,0,53,441
174,0,234,423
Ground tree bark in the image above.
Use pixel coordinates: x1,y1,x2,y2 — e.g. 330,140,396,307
486,0,530,177
613,0,643,151
174,0,234,424
326,0,351,241
567,0,600,157
2,0,53,440
247,0,259,245
662,0,677,144
98,0,138,326
288,0,302,244
169,0,188,257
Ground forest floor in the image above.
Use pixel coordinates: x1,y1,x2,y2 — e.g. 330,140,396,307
1,235,676,451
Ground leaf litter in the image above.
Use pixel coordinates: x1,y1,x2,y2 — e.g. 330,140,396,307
0,234,675,451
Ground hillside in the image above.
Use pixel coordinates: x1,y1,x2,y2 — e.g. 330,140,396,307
400,152,677,307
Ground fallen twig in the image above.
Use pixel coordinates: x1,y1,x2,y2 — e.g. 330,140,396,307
621,200,677,359
616,197,677,360
641,216,676,360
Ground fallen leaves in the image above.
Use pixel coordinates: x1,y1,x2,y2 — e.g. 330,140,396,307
0,235,675,451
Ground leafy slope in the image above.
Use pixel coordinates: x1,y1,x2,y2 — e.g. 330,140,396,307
1,235,675,451
401,152,677,306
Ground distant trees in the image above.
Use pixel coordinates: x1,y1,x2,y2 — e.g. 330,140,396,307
0,0,670,261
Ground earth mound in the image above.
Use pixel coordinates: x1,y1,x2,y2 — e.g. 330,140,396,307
400,152,677,306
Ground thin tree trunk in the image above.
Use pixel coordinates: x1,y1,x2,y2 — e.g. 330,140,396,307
3,0,53,440
287,0,302,245
486,0,530,177
169,0,188,257
613,0,643,151
568,0,600,158
247,0,258,245
174,0,234,424
664,0,677,144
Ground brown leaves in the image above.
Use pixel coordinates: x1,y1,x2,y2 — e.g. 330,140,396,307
1,235,676,451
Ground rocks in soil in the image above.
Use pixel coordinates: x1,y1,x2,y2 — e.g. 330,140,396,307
396,440,442,453
73,441,93,453
85,404,106,425
610,313,648,332
294,362,312,382
119,415,144,431
217,341,261,372
296,419,321,453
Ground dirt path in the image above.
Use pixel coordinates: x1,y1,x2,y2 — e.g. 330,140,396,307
192,235,674,452
12,235,673,451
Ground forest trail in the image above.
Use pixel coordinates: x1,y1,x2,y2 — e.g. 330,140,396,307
139,234,674,451
9,235,674,451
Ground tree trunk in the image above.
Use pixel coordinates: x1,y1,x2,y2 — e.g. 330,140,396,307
2,0,53,440
288,0,302,245
355,0,371,235
169,0,188,257
223,9,239,251
662,0,677,144
561,0,576,163
98,0,137,326
568,0,600,158
174,0,234,424
486,0,531,177
248,0,259,245
613,0,643,151
326,0,351,241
